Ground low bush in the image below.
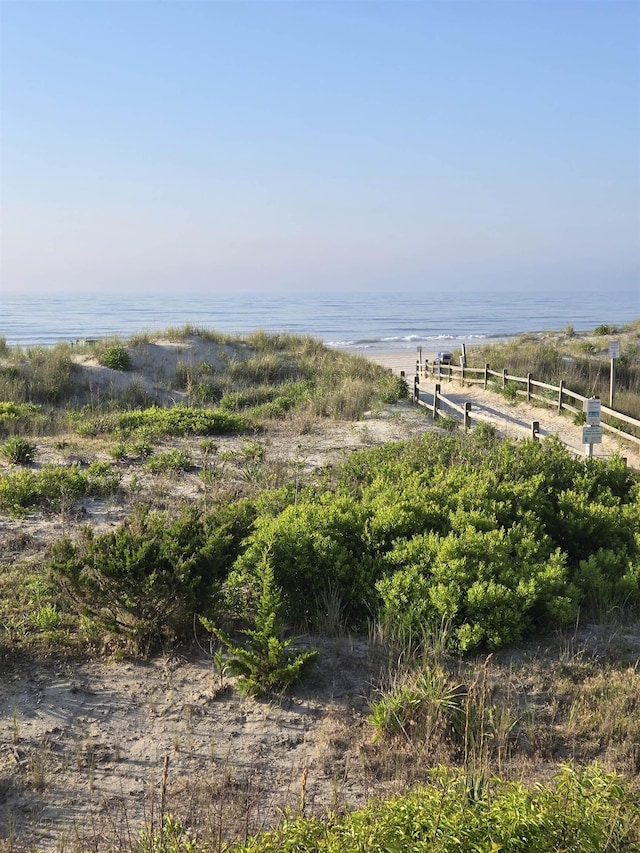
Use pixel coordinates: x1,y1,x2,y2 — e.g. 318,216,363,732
116,405,247,438
49,500,257,651
0,401,45,436
0,436,37,465
0,462,120,516
221,765,639,853
202,554,318,697
101,345,131,371
144,449,192,473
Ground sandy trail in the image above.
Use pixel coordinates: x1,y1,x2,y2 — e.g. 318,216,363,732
366,351,640,469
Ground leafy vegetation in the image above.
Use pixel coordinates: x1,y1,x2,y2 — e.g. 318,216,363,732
217,765,639,852
100,344,131,371
224,434,639,651
0,435,37,465
2,325,640,850
77,404,249,439
201,553,318,697
0,462,121,516
37,430,640,658
49,503,251,652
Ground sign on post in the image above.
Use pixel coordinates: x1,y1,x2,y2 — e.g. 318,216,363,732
584,397,601,425
582,425,603,444
609,341,621,359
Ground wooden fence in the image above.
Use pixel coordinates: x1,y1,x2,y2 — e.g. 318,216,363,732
410,359,640,447
412,380,548,444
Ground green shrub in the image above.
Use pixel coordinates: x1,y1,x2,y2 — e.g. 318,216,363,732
101,345,131,371
202,554,317,697
0,461,120,516
144,449,192,473
502,381,519,402
0,402,44,436
50,504,232,651
226,493,380,626
116,405,247,438
225,765,639,852
0,436,37,465
49,498,256,650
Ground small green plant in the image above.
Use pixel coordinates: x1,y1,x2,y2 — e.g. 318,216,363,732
144,449,192,473
437,414,459,431
368,664,463,745
0,436,37,465
31,603,63,630
473,421,496,444
594,324,616,336
109,441,129,461
201,553,318,697
502,381,519,403
242,440,265,461
137,813,205,853
101,345,131,371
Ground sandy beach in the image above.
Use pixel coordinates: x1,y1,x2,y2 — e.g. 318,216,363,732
364,350,438,377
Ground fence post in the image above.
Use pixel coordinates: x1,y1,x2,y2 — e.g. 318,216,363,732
464,402,471,431
433,383,440,419
448,364,452,382
414,375,419,402
502,368,507,389
558,379,565,414
484,364,489,390
531,421,540,441
527,373,532,402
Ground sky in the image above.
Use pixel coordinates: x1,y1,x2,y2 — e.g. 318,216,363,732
1,0,639,298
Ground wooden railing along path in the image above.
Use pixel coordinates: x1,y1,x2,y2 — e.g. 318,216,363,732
409,359,640,448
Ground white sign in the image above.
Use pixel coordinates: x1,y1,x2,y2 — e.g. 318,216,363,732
609,341,621,359
582,425,603,444
584,398,601,425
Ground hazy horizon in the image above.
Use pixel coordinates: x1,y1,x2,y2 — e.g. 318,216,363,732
2,1,639,300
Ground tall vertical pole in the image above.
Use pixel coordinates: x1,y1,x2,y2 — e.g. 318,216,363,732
609,358,615,408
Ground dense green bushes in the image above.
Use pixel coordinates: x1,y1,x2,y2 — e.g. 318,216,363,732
148,765,638,853
75,404,248,439
225,433,639,649
48,431,640,653
0,462,121,515
50,500,257,651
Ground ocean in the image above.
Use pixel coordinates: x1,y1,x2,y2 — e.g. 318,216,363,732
1,285,638,353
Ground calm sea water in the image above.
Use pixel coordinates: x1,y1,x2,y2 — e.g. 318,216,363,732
1,286,638,353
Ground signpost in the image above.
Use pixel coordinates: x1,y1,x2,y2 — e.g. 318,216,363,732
608,341,620,408
585,397,601,425
583,397,602,457
582,425,603,445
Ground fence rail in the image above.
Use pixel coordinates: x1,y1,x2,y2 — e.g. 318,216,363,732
414,381,555,445
412,359,640,448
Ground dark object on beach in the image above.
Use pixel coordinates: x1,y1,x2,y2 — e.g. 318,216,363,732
438,352,453,365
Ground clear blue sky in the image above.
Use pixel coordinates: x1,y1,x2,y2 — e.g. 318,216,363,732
1,0,639,297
